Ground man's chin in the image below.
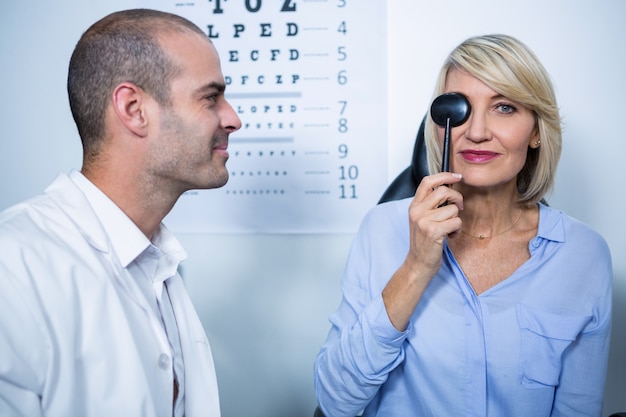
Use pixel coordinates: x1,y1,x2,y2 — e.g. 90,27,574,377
207,172,229,189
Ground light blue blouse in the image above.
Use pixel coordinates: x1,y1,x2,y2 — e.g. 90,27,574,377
315,201,612,417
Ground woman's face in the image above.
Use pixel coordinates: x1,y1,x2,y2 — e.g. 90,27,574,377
439,68,539,192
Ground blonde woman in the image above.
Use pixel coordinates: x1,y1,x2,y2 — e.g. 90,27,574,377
314,34,612,417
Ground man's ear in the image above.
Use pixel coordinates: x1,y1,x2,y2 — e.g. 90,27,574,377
111,82,150,137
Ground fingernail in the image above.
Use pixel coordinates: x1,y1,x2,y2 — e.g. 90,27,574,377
452,173,462,178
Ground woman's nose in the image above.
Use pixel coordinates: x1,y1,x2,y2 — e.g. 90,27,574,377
464,112,490,142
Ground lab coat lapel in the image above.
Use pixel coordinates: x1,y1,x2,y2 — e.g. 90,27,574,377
167,274,221,417
46,172,157,316
45,172,110,252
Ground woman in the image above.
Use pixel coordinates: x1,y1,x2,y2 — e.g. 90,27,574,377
314,34,612,417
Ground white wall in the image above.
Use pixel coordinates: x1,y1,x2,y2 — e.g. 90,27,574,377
1,1,624,416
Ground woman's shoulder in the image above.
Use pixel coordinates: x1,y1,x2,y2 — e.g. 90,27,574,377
539,203,610,255
360,197,413,230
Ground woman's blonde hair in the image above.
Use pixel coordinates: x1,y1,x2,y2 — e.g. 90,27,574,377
425,34,562,204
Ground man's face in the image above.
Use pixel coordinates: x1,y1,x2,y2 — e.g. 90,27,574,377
149,31,241,194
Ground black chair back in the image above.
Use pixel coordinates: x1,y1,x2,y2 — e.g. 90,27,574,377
378,116,428,204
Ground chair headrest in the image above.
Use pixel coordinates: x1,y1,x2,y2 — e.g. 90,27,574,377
411,116,429,184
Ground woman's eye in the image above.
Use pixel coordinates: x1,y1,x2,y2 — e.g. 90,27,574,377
496,103,516,114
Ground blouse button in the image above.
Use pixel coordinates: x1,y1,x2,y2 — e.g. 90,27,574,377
158,353,171,370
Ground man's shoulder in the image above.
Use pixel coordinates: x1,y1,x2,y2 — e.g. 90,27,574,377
0,178,92,264
0,193,61,235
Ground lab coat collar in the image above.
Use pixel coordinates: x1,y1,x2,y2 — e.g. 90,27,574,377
49,171,188,269
67,170,151,268
44,172,111,254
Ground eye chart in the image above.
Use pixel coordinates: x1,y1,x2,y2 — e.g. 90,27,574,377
137,0,387,233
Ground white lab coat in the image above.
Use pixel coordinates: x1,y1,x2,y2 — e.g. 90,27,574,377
0,173,220,417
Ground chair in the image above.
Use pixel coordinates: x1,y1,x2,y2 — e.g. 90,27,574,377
378,116,428,204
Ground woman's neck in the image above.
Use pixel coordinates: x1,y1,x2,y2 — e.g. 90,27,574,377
455,183,527,239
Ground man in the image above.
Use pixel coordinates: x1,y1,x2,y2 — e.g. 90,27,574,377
0,9,241,417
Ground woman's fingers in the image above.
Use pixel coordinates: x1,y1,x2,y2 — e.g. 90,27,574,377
408,173,464,240
430,186,464,213
403,174,464,276
416,173,463,210
417,172,463,196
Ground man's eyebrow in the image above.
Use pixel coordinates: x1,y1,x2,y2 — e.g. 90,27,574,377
197,82,226,95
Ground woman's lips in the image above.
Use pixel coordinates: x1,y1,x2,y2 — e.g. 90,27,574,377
460,150,500,163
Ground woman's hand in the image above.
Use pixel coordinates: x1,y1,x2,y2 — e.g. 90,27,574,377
382,172,463,331
405,172,464,277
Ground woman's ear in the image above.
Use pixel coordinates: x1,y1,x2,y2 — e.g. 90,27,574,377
111,82,149,137
529,124,541,149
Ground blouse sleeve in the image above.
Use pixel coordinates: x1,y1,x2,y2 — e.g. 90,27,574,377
313,207,410,417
